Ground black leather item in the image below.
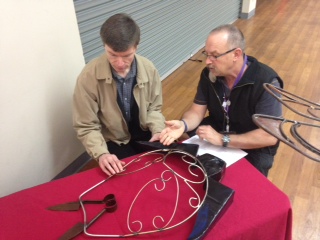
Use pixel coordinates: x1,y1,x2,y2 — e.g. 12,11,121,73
197,153,226,182
188,177,235,240
135,141,199,157
187,153,232,240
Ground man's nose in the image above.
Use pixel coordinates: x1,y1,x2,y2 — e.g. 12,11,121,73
115,57,125,66
205,57,213,65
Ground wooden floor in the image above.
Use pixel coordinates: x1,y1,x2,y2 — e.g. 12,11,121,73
82,0,320,239
164,1,320,239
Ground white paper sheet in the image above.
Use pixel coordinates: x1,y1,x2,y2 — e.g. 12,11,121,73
183,135,247,167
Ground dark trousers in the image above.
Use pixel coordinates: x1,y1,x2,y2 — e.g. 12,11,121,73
245,150,275,177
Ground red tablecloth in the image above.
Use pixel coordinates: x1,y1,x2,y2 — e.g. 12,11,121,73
0,154,292,240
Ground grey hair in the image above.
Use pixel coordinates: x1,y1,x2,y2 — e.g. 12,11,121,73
209,24,246,51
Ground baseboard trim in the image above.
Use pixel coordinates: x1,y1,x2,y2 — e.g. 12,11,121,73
240,9,256,19
52,152,91,180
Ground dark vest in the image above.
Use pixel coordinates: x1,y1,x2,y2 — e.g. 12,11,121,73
200,55,284,155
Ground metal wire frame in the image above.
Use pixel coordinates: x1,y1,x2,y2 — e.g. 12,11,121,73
78,149,208,238
252,83,320,162
263,83,320,121
252,114,320,162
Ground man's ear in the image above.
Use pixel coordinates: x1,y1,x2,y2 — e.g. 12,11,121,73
234,48,244,61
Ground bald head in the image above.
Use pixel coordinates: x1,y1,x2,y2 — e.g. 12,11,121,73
208,24,245,51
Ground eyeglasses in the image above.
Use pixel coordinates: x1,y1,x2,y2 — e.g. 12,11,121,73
202,48,237,61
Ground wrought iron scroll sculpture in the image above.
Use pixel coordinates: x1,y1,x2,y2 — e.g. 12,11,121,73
252,83,320,162
79,149,208,238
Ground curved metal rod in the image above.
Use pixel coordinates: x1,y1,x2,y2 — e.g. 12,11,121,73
307,106,320,118
78,149,209,238
162,152,206,185
291,123,320,155
279,119,295,144
263,83,320,121
127,170,179,233
252,114,320,162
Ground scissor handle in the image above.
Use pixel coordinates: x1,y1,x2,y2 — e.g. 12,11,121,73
104,194,117,213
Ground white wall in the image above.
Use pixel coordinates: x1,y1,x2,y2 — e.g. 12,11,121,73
0,1,85,197
242,0,257,13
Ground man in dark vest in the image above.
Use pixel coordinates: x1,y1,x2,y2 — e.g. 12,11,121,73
160,24,283,176
73,13,165,176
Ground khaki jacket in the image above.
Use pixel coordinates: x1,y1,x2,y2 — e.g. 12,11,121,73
73,53,165,159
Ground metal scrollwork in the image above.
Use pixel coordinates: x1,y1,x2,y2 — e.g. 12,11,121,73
78,149,208,238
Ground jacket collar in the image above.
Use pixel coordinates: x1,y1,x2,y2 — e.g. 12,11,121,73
237,55,258,85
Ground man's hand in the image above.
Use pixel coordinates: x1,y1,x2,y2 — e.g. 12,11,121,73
149,132,161,142
196,125,223,146
159,120,184,145
98,153,126,176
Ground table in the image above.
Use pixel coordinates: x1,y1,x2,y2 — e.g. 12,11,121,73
0,153,292,240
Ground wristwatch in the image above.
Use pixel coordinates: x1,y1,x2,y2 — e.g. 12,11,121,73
222,134,230,147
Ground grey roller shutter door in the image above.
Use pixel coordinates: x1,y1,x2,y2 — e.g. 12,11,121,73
73,0,241,79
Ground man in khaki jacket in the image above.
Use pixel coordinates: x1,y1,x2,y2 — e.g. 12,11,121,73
73,13,165,176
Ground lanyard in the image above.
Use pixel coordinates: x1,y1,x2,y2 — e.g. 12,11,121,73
232,54,247,89
222,55,247,132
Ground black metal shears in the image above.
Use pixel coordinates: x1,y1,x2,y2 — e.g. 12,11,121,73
47,194,117,240
47,193,117,212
